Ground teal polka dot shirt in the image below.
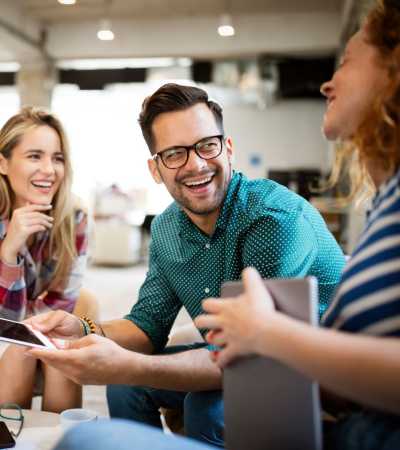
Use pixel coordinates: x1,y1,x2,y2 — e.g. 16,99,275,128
125,171,345,351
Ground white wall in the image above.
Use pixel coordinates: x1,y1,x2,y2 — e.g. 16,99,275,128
0,84,329,215
225,99,329,179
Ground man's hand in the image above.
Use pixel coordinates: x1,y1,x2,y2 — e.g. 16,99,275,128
28,334,134,385
26,310,83,340
195,267,276,368
1,204,53,265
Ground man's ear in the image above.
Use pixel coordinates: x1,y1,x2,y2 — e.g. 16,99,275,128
225,136,234,162
147,158,163,184
0,155,9,176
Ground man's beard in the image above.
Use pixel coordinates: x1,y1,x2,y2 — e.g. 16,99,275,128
167,166,231,217
180,186,225,216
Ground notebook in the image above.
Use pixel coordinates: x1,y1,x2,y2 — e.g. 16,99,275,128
222,277,322,450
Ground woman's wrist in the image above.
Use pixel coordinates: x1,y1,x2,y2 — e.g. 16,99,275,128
0,245,19,266
0,237,21,265
253,311,294,359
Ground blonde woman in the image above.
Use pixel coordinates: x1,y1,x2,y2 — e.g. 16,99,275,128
0,107,88,412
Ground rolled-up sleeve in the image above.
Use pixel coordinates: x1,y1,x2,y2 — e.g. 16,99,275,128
124,245,181,353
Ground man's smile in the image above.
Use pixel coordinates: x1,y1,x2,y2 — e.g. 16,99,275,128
182,174,215,191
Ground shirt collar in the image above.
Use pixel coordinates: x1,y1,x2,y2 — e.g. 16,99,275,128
214,171,241,232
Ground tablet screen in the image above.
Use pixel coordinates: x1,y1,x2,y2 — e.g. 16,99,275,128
0,319,45,346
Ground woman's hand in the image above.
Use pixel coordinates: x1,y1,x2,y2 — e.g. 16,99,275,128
195,267,277,368
26,310,84,340
0,203,53,264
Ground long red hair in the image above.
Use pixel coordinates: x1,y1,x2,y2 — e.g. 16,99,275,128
329,0,400,204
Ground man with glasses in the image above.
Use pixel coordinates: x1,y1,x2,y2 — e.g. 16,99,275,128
29,83,345,448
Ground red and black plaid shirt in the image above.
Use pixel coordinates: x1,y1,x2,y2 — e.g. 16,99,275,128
0,209,88,321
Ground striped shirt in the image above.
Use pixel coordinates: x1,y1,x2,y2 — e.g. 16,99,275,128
0,209,88,321
126,171,345,352
323,168,400,336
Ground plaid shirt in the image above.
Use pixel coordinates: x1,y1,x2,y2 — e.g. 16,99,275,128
0,209,88,321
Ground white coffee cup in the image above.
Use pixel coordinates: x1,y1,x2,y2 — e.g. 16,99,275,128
60,408,98,430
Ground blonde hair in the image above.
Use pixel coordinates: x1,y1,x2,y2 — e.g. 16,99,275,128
327,0,400,205
0,106,77,289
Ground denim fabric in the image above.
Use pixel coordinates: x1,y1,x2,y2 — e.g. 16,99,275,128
55,419,216,450
106,344,224,448
324,411,400,450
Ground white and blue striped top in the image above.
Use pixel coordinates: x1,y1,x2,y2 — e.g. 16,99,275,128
323,167,400,336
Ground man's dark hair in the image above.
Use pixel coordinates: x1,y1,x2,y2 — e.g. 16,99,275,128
138,83,224,154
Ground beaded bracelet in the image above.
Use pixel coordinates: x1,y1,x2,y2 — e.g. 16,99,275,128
81,316,96,334
79,317,91,336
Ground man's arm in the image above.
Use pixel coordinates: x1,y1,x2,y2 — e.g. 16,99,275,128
101,318,154,354
123,347,222,391
30,335,222,391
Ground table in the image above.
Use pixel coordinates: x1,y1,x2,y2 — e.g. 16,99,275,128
3,409,63,450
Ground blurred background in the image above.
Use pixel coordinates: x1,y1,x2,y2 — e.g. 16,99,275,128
0,0,372,263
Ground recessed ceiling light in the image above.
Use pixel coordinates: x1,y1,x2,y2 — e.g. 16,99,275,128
97,19,115,41
218,14,235,37
97,29,115,41
58,0,76,5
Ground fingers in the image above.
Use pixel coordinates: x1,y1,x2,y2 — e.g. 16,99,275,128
242,267,267,297
59,334,102,350
28,347,64,364
214,346,237,368
242,267,274,307
26,311,55,328
19,212,54,228
206,330,226,347
28,337,93,364
201,298,223,313
195,313,221,330
30,310,69,334
28,347,80,384
28,337,95,368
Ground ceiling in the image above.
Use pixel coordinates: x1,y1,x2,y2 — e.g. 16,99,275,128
19,0,344,23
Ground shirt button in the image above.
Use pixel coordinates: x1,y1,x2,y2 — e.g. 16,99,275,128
204,287,210,294
205,243,210,249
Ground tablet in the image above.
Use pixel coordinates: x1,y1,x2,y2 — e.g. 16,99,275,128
222,277,322,450
0,317,56,349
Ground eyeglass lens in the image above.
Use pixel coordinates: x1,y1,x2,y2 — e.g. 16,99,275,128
161,136,222,168
0,406,22,420
0,404,24,437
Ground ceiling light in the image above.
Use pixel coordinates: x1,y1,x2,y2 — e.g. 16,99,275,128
58,0,76,5
58,57,192,70
218,14,235,37
97,19,115,41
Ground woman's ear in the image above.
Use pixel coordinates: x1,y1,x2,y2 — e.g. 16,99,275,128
0,155,9,176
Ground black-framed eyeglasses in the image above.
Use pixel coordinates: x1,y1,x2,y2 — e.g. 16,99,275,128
0,403,24,438
153,134,224,169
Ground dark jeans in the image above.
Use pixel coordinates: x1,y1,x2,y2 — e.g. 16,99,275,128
106,344,224,448
324,411,400,450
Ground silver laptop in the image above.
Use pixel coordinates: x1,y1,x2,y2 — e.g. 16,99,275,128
222,277,322,450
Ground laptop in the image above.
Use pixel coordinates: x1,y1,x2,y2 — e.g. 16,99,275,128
222,277,322,450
